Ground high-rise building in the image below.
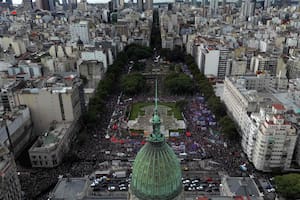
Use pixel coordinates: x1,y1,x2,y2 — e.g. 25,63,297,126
240,0,256,20
119,0,124,9
144,0,153,10
16,76,83,134
128,81,183,200
22,0,33,10
70,21,90,44
264,0,271,10
137,0,144,11
137,0,152,11
5,0,12,7
0,145,22,200
192,0,197,7
223,76,299,172
251,104,297,171
210,0,218,16
36,0,50,10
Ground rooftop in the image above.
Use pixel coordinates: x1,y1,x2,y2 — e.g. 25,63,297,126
30,122,72,151
223,176,261,197
51,177,87,200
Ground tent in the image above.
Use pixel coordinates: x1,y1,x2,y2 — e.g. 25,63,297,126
11,10,17,15
186,132,191,137
112,124,118,130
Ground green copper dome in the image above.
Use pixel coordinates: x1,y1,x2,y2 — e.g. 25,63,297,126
131,141,182,200
130,80,182,200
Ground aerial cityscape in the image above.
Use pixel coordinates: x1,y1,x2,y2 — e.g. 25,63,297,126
0,0,300,200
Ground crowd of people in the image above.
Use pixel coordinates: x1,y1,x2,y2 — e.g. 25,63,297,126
17,84,256,199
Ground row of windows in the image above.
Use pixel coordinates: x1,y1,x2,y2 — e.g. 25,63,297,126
32,159,58,166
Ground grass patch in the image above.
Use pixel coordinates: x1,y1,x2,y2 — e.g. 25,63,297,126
129,129,144,134
129,102,183,120
169,129,186,135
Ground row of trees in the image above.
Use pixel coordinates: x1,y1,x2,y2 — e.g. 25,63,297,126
184,54,237,140
165,72,195,95
84,44,152,123
121,73,147,95
159,47,238,140
275,173,300,199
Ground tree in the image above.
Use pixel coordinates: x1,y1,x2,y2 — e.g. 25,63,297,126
275,173,300,199
125,44,152,61
165,72,195,95
219,116,239,140
121,73,147,95
207,96,226,119
133,62,146,71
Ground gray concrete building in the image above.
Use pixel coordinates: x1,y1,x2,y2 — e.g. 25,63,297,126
29,121,77,168
0,145,22,200
16,75,83,135
220,176,264,199
0,105,33,158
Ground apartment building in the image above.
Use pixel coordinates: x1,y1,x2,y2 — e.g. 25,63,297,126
16,75,83,134
77,50,108,88
252,104,297,171
70,21,90,44
0,80,26,111
0,145,22,200
223,75,299,171
192,37,231,79
0,105,33,158
250,54,279,76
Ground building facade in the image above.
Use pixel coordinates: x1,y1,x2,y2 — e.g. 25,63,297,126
16,82,82,134
70,21,90,44
251,104,297,171
0,105,33,158
223,75,299,171
29,121,77,168
0,145,22,200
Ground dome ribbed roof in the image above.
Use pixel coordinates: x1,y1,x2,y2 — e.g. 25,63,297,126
131,139,182,200
131,80,182,200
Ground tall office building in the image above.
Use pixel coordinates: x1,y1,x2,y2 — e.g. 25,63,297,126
240,0,256,20
192,0,197,7
137,0,144,11
0,145,22,200
264,0,271,10
222,0,226,8
209,0,218,16
23,0,33,10
137,0,153,11
5,0,12,7
70,21,90,44
119,0,124,9
144,0,153,10
36,0,50,10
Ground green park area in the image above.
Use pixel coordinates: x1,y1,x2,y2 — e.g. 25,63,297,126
129,102,183,120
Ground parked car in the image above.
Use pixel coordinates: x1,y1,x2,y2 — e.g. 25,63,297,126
108,185,116,191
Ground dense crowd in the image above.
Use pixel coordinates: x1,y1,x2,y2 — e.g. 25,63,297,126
17,74,256,200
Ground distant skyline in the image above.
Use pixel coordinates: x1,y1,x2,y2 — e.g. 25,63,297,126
13,0,240,5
